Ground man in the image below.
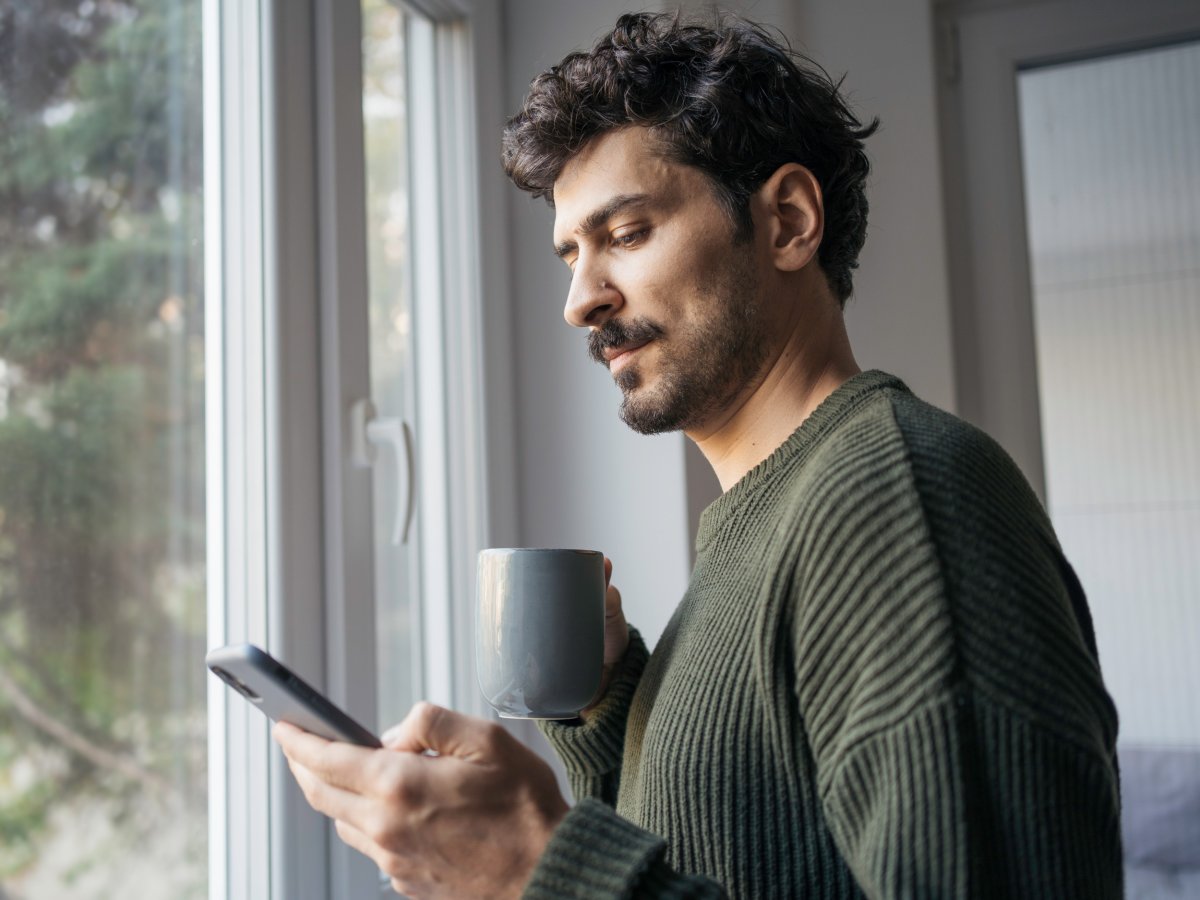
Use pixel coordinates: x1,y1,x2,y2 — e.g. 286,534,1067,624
276,12,1122,898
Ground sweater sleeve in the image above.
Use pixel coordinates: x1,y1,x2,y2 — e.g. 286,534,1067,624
522,799,727,900
527,627,731,899
793,402,1123,897
537,627,649,806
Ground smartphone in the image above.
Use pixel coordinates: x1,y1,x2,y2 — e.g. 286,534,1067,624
206,643,382,748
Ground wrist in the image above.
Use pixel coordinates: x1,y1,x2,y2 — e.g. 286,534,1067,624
512,790,568,898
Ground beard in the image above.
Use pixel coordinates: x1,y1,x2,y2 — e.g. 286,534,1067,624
586,251,768,435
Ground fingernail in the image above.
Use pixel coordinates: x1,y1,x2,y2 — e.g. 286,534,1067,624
381,726,402,746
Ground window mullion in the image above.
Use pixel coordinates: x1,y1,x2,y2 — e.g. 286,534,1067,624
208,0,337,898
262,0,330,897
206,0,271,898
203,0,228,893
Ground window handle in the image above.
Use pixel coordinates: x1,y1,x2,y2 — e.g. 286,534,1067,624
349,399,416,545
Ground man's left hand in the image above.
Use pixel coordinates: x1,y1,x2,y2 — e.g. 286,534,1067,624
274,702,568,899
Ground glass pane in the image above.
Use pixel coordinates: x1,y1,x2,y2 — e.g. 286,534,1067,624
1018,41,1200,748
362,0,420,730
0,2,206,898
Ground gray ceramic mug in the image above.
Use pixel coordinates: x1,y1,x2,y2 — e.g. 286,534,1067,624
476,548,605,719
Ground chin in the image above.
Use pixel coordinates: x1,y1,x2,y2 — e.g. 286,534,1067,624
619,407,678,436
617,391,689,435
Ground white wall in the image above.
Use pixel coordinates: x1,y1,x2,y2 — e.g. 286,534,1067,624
788,0,957,412
671,0,957,411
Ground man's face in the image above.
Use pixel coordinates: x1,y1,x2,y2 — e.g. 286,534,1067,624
551,128,769,435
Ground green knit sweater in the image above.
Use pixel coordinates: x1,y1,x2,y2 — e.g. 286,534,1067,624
523,370,1122,899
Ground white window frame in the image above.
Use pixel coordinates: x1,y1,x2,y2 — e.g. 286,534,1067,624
205,0,494,897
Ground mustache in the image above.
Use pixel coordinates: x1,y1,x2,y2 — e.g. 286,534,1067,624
587,318,665,366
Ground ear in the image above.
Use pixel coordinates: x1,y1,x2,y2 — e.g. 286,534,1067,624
755,164,824,273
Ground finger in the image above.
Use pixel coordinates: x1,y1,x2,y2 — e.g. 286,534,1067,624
287,759,377,828
604,556,613,587
274,719,333,759
605,583,623,619
333,817,405,881
334,819,421,897
333,817,382,864
274,721,380,794
381,701,502,761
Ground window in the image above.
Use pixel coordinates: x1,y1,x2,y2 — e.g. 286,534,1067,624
203,0,490,896
0,2,207,896
361,0,487,733
1,0,491,897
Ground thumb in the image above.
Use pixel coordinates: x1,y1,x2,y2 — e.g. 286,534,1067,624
381,701,490,760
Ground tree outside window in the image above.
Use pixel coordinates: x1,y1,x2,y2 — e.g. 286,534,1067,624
0,2,206,896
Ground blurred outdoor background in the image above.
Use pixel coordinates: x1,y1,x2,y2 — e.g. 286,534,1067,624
0,2,207,896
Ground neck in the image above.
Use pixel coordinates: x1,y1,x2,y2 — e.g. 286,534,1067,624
687,297,860,492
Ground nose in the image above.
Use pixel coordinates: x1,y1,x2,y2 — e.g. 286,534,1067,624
563,256,623,329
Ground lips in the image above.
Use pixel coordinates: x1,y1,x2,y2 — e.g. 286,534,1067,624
602,339,651,366
587,319,664,372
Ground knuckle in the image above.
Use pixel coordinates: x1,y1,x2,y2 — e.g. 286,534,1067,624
481,721,509,752
375,763,416,807
394,773,423,808
379,755,423,807
364,812,401,850
413,700,439,723
408,700,446,736
424,702,448,734
377,851,406,881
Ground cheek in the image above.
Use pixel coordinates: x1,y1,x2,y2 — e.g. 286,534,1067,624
665,260,735,329
626,255,710,323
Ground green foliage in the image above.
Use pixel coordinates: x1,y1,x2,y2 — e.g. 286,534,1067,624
0,778,54,877
0,234,174,377
0,0,207,887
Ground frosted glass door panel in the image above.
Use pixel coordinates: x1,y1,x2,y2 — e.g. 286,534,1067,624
1017,41,1200,748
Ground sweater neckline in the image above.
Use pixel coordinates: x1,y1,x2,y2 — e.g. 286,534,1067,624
695,369,907,551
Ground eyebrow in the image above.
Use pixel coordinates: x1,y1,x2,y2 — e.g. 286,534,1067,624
553,193,652,259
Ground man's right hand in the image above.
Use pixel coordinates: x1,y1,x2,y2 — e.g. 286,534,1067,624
582,557,628,718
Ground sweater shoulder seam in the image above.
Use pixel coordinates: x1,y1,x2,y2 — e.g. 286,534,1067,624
821,683,1117,804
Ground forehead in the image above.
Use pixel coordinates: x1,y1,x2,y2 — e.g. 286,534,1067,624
551,128,700,240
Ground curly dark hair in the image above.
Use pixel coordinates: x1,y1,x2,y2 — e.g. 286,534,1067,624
502,11,879,305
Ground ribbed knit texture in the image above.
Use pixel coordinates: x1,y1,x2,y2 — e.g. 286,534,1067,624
523,370,1122,899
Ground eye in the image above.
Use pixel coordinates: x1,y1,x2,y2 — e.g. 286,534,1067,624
612,228,648,249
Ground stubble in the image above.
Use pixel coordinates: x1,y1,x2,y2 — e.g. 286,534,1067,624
588,248,768,435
